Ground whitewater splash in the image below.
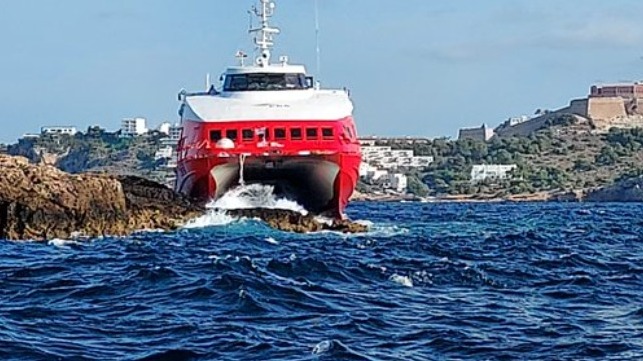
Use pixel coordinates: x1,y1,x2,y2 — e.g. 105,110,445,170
184,184,308,229
209,184,308,214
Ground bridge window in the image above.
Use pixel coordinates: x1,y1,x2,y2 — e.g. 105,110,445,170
306,128,318,140
275,128,286,140
290,128,302,140
224,73,310,92
226,129,238,141
322,128,334,139
210,130,222,142
242,129,254,141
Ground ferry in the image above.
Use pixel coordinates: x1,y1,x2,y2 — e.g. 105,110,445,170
174,0,361,218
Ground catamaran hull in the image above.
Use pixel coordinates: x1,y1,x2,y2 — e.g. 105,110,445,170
175,153,360,218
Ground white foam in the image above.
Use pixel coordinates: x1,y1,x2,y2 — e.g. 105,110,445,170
48,239,82,248
389,274,414,288
209,184,307,215
265,237,279,245
183,210,236,229
312,340,332,355
183,184,309,230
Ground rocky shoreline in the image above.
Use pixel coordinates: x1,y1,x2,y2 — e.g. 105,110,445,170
2,153,641,241
353,187,643,204
0,155,368,241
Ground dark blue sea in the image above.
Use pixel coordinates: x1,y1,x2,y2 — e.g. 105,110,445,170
1,202,643,361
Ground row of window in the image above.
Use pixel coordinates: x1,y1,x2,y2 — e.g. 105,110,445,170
210,127,336,143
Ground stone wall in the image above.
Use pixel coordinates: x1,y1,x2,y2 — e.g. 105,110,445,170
458,125,494,141
587,97,627,121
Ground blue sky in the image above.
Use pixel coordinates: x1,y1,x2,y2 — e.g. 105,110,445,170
0,0,642,142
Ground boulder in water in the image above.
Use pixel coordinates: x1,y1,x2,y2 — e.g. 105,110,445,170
225,208,368,234
0,155,204,241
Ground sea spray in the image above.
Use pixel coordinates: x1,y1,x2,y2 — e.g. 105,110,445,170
210,184,307,214
183,183,308,229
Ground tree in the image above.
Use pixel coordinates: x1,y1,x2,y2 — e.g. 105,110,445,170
407,175,430,197
596,146,619,166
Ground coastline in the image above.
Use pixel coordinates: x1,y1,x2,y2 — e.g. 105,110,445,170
352,189,587,203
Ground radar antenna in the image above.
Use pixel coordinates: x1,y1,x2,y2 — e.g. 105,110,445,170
314,0,321,77
248,0,280,67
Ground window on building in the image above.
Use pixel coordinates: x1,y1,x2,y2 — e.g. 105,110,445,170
210,130,222,142
242,129,254,141
306,128,318,140
226,129,238,141
290,128,302,140
322,128,334,139
275,128,286,140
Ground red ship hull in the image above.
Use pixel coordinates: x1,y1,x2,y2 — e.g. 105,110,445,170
175,117,361,218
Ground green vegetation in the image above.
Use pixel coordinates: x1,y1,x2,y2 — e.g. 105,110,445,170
379,118,643,196
7,127,173,183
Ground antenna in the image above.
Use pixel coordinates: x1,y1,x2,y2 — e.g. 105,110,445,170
314,0,321,77
248,0,280,66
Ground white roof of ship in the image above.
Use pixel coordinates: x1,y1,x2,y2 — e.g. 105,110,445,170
225,64,307,75
183,89,353,122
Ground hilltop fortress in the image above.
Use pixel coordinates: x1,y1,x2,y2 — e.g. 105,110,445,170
496,82,643,137
460,82,643,140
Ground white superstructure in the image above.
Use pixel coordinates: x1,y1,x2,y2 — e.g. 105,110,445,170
178,0,352,124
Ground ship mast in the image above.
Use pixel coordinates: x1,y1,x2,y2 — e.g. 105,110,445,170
249,0,280,67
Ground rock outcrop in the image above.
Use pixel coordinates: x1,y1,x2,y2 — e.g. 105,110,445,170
584,177,643,202
0,155,204,240
0,155,368,240
225,208,368,234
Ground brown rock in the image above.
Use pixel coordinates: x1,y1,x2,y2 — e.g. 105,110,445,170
584,177,643,202
0,155,204,241
225,208,368,234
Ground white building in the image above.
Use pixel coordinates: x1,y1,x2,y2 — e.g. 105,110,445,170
365,169,389,182
381,173,408,193
41,126,77,136
121,117,148,137
361,145,433,171
471,164,517,184
157,122,172,135
154,146,175,161
168,124,182,141
507,115,530,127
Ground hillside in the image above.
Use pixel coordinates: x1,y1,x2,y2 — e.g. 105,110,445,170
9,118,643,200
7,128,174,184
383,116,643,197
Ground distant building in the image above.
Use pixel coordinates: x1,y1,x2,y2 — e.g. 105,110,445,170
41,126,77,136
168,124,182,141
380,173,408,193
506,116,530,127
154,146,175,161
157,122,172,135
361,145,433,171
121,117,148,137
471,164,517,184
359,136,431,145
458,124,495,142
591,83,643,99
22,133,41,139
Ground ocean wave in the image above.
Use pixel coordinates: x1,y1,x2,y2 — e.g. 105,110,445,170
1,202,643,360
